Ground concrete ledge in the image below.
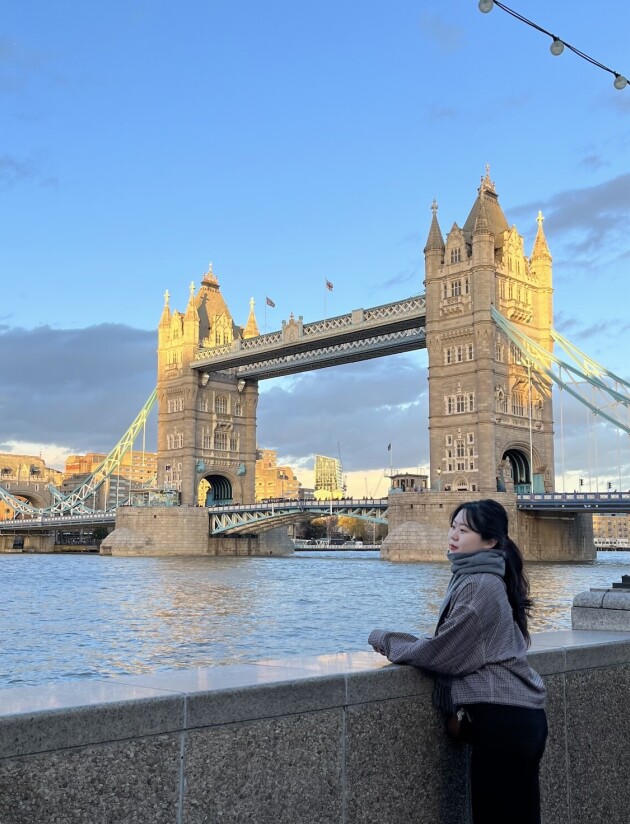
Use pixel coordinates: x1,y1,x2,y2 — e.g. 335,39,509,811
2,633,630,823
572,588,630,631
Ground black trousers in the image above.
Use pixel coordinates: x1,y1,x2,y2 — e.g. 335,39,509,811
463,703,548,824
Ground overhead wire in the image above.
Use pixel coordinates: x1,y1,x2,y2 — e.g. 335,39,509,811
478,1,628,89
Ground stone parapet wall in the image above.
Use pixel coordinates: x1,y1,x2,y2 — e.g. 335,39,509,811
1,631,630,823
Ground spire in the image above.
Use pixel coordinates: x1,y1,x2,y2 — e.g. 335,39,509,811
480,163,496,196
243,297,260,339
185,280,197,318
201,262,219,289
473,195,492,235
531,210,552,261
159,288,171,327
462,166,509,240
424,199,445,253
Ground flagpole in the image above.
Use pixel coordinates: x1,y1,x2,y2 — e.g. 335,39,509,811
264,301,267,334
323,278,327,320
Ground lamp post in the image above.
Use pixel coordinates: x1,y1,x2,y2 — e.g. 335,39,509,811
437,468,442,492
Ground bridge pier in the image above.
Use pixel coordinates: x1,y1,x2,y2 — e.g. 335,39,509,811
100,506,293,556
0,531,55,553
381,491,596,562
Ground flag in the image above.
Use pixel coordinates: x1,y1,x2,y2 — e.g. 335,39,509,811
266,296,275,308
325,279,334,291
387,443,391,452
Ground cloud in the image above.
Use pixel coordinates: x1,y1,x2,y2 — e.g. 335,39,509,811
426,104,458,122
381,263,421,289
512,174,630,256
0,153,58,190
0,440,75,470
0,324,156,462
0,37,63,95
419,13,464,53
579,153,607,171
258,353,429,472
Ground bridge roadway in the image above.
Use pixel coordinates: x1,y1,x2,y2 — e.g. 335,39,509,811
2,493,630,535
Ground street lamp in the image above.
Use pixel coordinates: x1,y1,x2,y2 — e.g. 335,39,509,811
437,468,442,492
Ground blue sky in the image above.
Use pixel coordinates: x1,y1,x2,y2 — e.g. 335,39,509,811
1,1,629,495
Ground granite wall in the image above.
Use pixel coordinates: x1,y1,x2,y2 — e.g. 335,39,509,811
1,630,629,823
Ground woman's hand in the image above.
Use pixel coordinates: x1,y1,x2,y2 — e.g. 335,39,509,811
368,629,387,656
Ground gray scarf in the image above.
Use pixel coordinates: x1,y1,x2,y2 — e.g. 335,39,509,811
433,549,506,714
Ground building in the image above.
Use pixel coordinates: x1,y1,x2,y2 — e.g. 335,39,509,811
389,472,429,494
593,513,630,549
255,449,301,501
314,455,344,500
424,169,554,494
156,267,259,506
0,454,63,519
63,451,157,510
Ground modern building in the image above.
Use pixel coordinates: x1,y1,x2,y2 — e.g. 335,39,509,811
314,455,344,500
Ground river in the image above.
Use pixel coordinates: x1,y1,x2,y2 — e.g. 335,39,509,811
0,550,628,689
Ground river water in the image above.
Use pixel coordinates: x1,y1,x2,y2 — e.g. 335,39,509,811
1,550,628,689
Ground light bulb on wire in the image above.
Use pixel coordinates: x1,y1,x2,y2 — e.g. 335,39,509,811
478,0,627,90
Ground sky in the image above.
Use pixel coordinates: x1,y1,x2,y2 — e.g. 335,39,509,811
1,0,629,497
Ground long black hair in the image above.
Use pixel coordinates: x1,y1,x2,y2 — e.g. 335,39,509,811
451,498,533,645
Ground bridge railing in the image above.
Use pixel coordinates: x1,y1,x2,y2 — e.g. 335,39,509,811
517,491,630,512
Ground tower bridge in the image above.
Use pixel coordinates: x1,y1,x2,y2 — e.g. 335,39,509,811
154,169,556,514
3,169,627,560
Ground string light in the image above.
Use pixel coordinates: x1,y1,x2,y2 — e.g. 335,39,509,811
478,0,627,90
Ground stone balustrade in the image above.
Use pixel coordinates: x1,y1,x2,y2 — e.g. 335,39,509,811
1,630,630,823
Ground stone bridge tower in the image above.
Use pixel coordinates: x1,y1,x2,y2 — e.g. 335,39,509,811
424,170,554,495
156,266,259,506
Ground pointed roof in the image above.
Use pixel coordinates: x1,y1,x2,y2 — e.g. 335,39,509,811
424,199,445,253
473,195,492,235
185,280,197,319
462,166,509,245
159,289,171,327
243,297,260,339
195,263,237,342
531,210,552,260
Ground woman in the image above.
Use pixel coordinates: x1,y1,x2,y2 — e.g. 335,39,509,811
368,499,547,824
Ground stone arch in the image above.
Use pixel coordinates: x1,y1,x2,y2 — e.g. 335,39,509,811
452,476,469,492
2,490,48,518
501,447,534,493
198,474,233,506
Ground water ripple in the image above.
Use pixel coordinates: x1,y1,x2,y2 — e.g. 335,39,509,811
0,550,628,687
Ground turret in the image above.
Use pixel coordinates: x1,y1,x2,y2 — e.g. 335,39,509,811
423,199,445,279
243,297,260,339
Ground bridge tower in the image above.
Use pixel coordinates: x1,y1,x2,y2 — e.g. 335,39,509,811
424,170,554,495
156,266,259,506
